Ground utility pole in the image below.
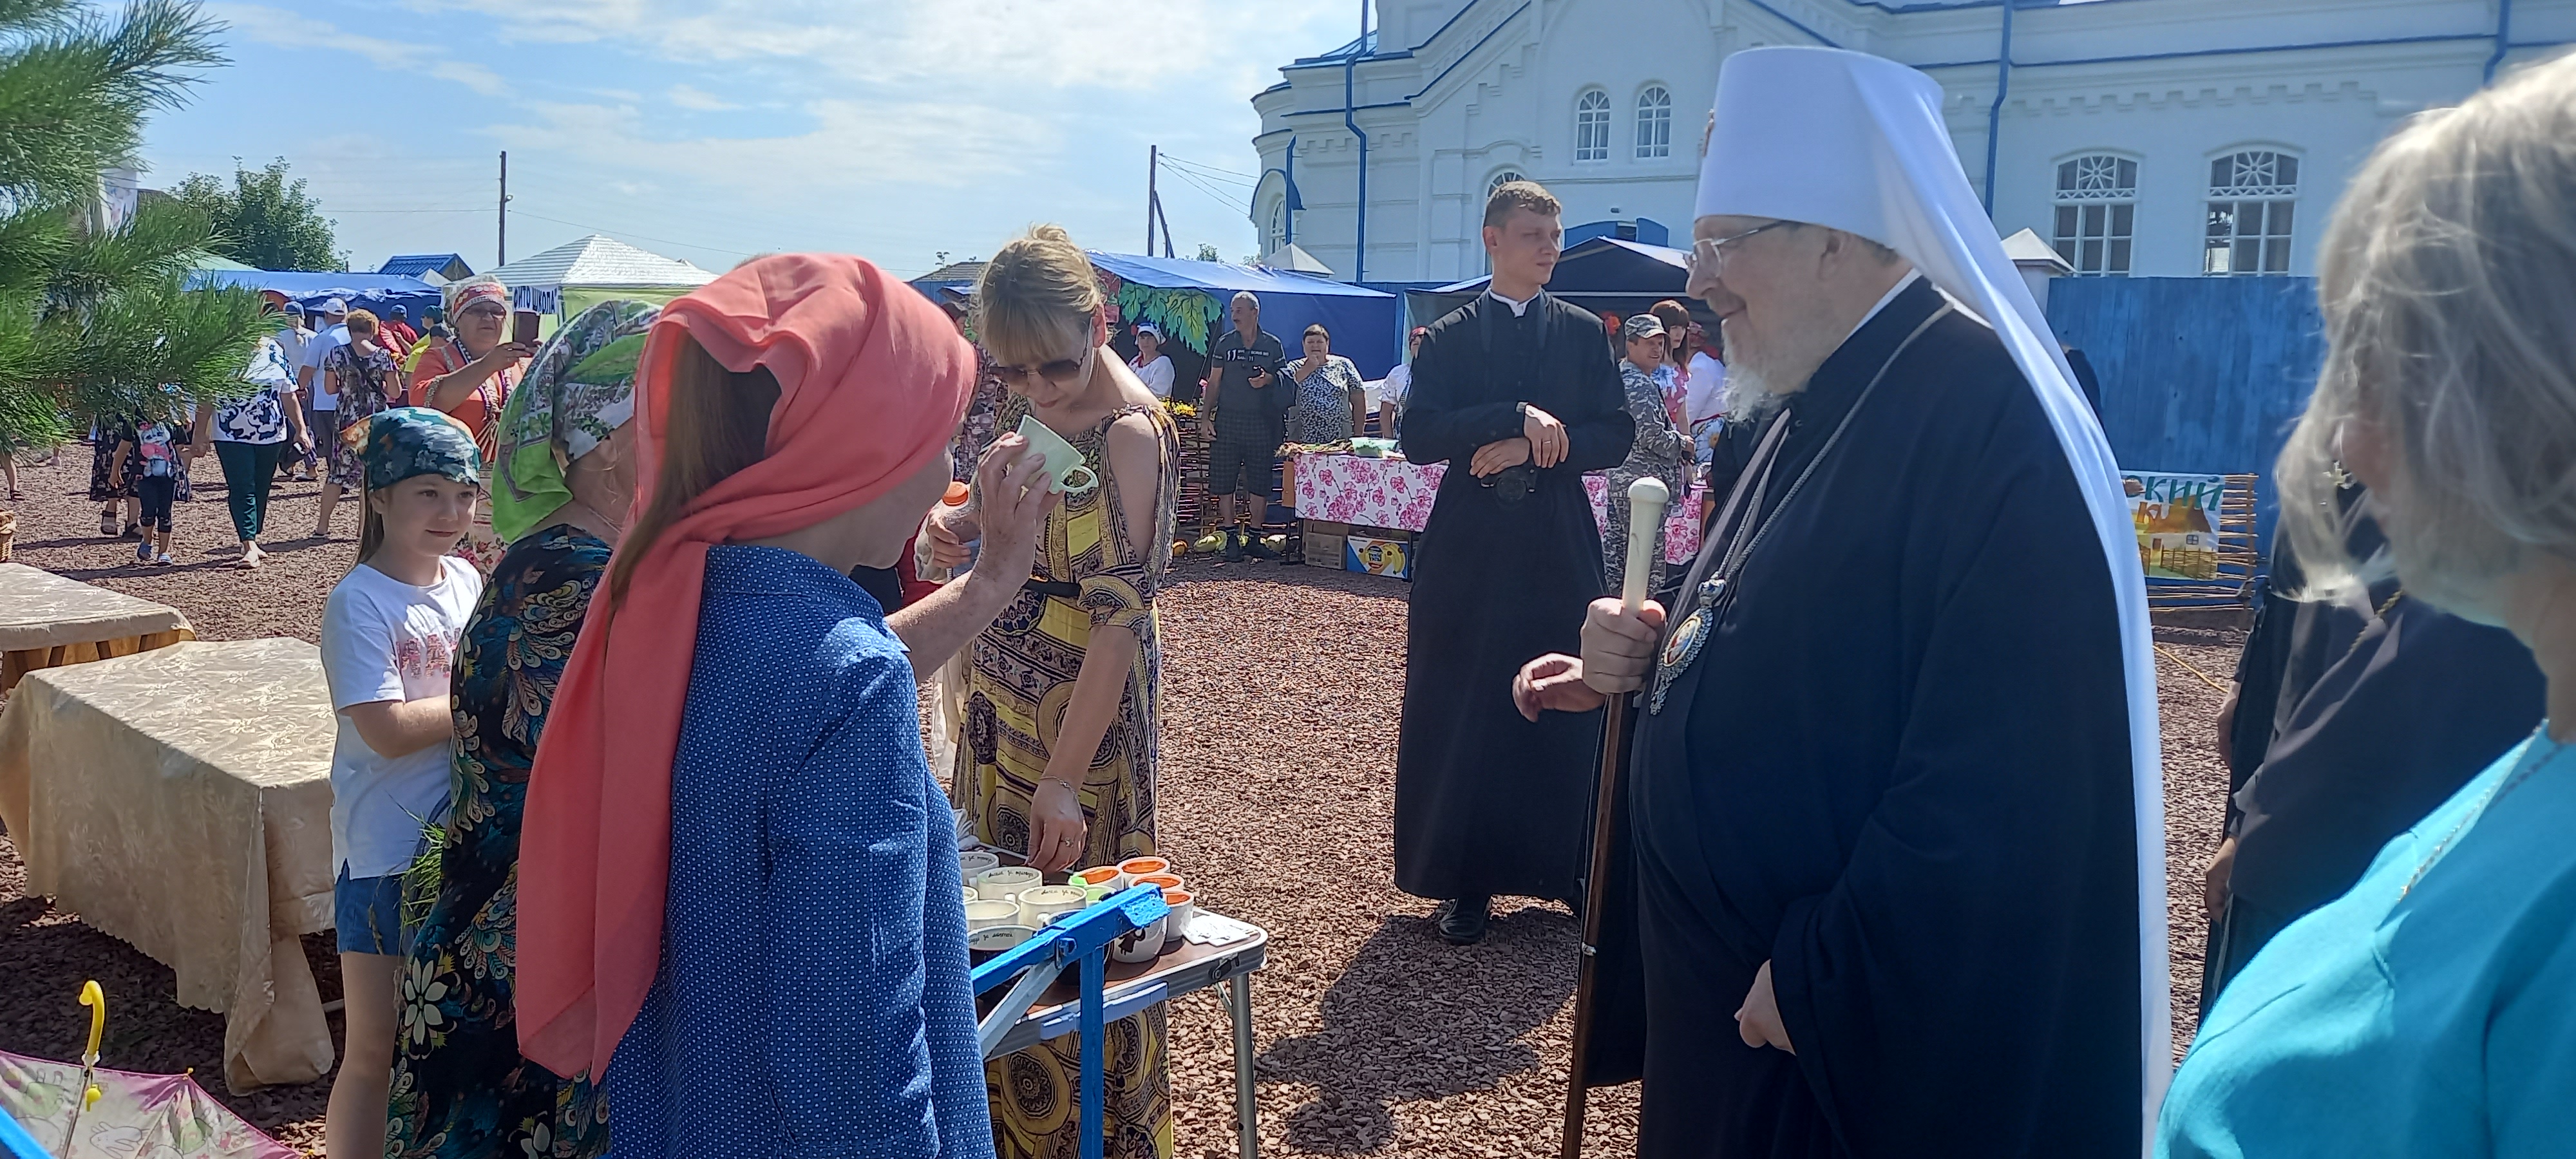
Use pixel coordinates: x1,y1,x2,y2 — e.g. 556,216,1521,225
1145,146,1159,254
498,151,511,268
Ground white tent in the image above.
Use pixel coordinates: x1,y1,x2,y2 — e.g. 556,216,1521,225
1261,243,1334,276
484,234,717,317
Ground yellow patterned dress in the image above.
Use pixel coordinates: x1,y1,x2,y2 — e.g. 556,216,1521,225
958,400,1177,1159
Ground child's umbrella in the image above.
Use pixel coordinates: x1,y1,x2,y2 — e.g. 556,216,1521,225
0,982,299,1158
59,983,105,1156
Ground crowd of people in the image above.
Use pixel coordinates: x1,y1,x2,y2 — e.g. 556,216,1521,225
129,37,2571,1159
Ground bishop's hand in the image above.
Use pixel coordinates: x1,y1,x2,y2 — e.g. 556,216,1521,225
1579,596,1665,695
1736,959,1795,1053
1513,653,1605,721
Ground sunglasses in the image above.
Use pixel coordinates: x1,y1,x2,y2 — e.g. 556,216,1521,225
1684,220,1796,281
994,344,1093,388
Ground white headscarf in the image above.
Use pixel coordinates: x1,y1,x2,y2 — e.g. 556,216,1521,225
1698,46,2168,1148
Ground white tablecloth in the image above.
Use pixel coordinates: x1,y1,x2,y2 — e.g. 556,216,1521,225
0,638,337,1093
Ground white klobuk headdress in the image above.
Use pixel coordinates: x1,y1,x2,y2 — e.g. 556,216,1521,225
1698,46,2169,1146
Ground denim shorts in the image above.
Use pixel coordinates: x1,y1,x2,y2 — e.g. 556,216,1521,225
334,867,409,956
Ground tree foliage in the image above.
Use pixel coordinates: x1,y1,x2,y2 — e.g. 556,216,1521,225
0,0,260,449
172,158,339,271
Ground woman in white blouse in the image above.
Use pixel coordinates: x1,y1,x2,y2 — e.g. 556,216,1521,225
1128,323,1175,399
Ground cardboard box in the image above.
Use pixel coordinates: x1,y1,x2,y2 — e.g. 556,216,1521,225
1302,530,1346,569
1346,536,1412,579
1350,524,1411,543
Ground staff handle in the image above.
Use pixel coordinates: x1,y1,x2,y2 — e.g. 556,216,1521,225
1561,476,1669,1159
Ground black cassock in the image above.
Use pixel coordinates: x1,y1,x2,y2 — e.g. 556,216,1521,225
1395,291,1633,903
1602,280,2145,1156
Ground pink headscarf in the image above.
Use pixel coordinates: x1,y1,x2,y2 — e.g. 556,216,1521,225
513,254,976,1079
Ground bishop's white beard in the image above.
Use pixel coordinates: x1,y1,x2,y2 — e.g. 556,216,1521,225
1718,314,1845,421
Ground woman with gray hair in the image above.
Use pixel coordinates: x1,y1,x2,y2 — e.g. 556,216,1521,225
2159,52,2576,1155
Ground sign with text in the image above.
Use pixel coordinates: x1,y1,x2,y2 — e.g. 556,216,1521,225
2124,471,2228,580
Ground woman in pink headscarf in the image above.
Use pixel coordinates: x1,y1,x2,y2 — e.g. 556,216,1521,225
515,254,1037,1157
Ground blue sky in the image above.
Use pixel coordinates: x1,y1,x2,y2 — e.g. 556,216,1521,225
138,1,1365,278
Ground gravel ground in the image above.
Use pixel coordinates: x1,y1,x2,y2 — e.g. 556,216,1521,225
0,446,2240,1156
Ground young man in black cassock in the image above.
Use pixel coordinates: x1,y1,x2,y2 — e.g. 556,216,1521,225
1522,48,2168,1156
1395,180,1634,945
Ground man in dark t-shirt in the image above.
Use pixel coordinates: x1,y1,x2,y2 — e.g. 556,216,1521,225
1204,290,1289,560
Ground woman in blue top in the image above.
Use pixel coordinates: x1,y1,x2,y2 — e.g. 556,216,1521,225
2158,52,2576,1158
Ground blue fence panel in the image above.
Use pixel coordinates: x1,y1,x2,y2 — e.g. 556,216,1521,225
2046,275,2326,552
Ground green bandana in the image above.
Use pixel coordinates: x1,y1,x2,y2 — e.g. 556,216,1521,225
360,407,482,489
489,300,656,544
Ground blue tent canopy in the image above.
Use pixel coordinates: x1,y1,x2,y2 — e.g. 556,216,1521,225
1086,252,1403,379
185,269,443,321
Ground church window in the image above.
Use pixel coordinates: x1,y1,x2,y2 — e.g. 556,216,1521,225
1265,200,1285,256
1487,169,1525,196
2052,154,2136,276
2204,151,2298,276
1635,86,1672,158
1575,90,1611,162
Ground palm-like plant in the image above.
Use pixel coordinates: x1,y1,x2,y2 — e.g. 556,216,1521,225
0,0,261,451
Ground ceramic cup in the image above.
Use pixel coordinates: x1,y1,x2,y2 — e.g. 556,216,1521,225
975,865,1043,903
1017,884,1090,928
1132,872,1184,895
1016,414,1100,496
969,925,1036,967
1072,866,1130,894
1108,912,1168,963
1162,889,1198,939
1115,856,1171,880
962,886,978,905
963,899,1018,931
959,850,1001,880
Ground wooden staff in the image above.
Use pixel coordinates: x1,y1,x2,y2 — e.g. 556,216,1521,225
1561,476,1669,1159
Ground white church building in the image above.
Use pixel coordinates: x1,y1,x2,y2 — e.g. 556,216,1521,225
1249,0,2571,284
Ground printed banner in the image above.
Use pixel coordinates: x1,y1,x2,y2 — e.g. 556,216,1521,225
2125,470,2228,580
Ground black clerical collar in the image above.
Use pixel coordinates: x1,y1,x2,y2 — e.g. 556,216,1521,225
1789,278,1944,431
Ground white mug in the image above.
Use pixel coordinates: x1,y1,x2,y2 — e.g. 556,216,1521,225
963,899,1019,931
1017,884,1090,928
974,866,1043,903
959,850,1001,880
1109,912,1168,964
1017,414,1100,496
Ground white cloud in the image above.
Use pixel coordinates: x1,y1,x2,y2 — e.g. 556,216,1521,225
666,84,739,111
213,3,510,96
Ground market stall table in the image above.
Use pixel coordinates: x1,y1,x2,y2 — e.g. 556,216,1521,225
972,848,1272,1158
0,563,194,692
0,638,337,1093
1289,451,1703,563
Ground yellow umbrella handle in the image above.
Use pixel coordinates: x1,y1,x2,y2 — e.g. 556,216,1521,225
79,980,104,1066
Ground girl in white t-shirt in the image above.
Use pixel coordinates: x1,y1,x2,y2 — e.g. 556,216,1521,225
316,407,486,1159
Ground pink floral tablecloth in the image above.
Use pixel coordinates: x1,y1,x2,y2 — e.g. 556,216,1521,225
1291,453,1701,564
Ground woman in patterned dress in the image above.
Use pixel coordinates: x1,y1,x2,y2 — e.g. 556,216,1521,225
933,226,1179,1159
315,310,404,539
409,277,533,570
1284,323,1366,444
386,301,655,1159
1605,312,1694,596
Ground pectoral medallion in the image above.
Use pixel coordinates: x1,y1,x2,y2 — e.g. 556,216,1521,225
1650,576,1727,715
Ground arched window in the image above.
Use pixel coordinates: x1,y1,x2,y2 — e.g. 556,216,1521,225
1634,86,1672,159
1265,200,1285,256
2052,154,2137,276
2204,150,2299,275
1575,90,1611,162
1487,169,1525,196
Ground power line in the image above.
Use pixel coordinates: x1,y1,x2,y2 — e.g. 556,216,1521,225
1164,165,1249,218
1159,153,1260,182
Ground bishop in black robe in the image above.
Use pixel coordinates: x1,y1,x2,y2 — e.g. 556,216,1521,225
1396,289,1633,907
1616,278,2146,1155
